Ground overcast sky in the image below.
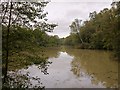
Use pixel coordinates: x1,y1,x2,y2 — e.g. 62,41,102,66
45,0,113,38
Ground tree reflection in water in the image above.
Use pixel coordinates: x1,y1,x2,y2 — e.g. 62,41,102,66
67,48,118,88
2,61,52,89
2,47,61,89
3,47,118,88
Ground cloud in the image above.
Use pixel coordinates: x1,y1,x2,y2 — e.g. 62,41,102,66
44,1,112,38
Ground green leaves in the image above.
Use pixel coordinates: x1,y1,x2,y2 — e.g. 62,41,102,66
66,2,120,59
1,1,57,32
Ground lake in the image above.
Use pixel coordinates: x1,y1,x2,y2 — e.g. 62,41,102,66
17,47,118,88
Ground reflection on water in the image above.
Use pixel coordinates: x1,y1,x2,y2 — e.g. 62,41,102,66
66,48,118,88
19,47,118,88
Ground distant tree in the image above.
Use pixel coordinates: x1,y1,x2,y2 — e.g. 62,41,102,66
66,1,120,59
69,19,83,44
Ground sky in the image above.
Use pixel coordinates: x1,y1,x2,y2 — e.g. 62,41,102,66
45,0,113,38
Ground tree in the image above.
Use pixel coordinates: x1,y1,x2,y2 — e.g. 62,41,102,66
1,0,57,83
66,1,120,60
69,19,83,44
111,1,120,59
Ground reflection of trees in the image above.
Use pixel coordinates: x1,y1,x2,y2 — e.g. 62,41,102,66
3,71,44,89
2,47,61,88
3,61,51,88
65,48,118,88
71,60,81,77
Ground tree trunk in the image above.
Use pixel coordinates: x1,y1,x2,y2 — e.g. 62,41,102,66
76,30,83,44
3,1,12,83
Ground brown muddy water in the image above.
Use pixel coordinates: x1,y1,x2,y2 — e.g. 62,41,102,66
17,47,118,88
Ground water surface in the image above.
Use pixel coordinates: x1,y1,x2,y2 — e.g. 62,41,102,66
19,47,118,88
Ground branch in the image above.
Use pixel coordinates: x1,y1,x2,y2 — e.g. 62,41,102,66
2,2,9,23
11,13,19,24
11,3,19,24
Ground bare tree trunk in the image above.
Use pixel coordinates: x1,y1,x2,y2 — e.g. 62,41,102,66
74,19,84,44
76,30,83,44
3,1,12,83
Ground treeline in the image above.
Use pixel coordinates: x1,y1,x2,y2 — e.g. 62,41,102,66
2,25,61,52
64,2,120,59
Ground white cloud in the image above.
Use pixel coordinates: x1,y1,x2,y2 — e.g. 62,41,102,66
45,1,112,38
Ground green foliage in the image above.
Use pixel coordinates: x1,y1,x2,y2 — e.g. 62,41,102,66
1,1,58,88
1,1,57,31
64,33,79,46
65,2,120,60
2,25,55,88
2,24,60,76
